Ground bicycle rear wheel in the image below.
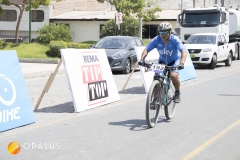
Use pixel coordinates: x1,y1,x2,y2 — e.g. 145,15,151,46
164,83,176,120
146,80,163,128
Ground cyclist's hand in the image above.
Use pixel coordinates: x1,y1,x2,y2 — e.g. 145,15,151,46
178,63,184,70
138,60,145,66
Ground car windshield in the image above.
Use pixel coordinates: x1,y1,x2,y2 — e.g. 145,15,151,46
186,35,216,44
94,38,129,49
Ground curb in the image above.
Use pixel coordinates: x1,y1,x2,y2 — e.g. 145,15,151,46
19,58,60,64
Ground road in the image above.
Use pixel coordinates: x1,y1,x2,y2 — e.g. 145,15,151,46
1,61,240,160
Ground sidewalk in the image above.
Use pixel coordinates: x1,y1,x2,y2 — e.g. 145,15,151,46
20,62,65,79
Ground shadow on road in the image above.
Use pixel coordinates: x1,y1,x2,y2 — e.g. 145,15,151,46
112,69,140,75
119,86,146,94
109,117,169,131
34,101,75,113
194,64,224,70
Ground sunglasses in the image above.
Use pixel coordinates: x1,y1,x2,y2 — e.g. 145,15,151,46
160,31,169,35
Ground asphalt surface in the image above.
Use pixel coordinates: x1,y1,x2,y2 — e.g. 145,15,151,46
1,60,240,160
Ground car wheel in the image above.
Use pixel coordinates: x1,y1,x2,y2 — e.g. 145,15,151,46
225,53,232,66
208,55,217,69
122,59,131,74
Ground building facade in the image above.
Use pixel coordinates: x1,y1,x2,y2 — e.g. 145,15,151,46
1,0,240,42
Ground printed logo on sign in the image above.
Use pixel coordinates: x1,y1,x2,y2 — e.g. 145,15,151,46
0,75,16,106
88,80,108,101
81,52,108,105
0,75,20,123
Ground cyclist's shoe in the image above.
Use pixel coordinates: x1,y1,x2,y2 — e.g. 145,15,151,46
174,91,181,103
150,97,158,110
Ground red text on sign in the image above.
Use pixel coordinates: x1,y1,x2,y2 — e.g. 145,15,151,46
82,65,102,84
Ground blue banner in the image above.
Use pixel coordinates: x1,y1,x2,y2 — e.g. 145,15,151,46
179,46,197,81
0,50,35,132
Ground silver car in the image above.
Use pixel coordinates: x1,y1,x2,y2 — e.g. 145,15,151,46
91,36,144,74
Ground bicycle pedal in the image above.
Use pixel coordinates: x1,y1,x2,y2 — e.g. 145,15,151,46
150,103,156,110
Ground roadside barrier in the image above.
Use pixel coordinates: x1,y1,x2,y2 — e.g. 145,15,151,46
35,49,120,113
0,50,35,132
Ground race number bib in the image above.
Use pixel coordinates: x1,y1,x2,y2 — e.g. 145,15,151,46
150,64,165,74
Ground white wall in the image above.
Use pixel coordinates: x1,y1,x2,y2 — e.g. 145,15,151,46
53,20,107,42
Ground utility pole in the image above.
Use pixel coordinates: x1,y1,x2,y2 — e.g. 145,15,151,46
139,17,142,39
29,0,32,43
181,0,183,11
193,0,195,7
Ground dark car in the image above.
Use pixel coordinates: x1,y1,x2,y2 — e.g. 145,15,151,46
91,36,144,74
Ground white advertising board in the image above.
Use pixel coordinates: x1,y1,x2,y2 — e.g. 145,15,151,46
61,49,120,112
135,46,197,93
135,46,159,93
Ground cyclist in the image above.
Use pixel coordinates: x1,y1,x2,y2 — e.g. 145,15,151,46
139,21,186,103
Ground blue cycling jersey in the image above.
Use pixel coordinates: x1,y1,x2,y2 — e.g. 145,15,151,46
145,34,185,67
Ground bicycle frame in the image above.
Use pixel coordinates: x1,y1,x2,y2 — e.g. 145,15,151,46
157,70,175,106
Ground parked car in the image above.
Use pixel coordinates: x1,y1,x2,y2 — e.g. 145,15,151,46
91,36,144,74
185,33,234,69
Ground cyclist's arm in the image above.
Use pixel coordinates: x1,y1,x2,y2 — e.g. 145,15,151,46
180,49,186,64
175,36,186,64
140,36,158,61
140,49,148,61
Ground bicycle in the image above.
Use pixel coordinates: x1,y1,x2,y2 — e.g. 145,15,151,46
138,61,180,128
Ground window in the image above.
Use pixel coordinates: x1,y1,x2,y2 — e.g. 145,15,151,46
136,39,143,46
32,10,44,22
221,35,227,44
218,35,222,42
130,39,137,48
0,10,17,22
220,12,226,23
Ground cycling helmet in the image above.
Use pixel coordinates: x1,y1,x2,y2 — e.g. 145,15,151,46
158,21,172,32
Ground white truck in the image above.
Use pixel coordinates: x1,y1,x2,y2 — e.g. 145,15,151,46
184,33,234,69
177,6,240,61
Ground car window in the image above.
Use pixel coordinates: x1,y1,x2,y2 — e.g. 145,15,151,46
130,39,137,48
136,39,143,46
218,35,222,42
94,38,129,49
187,35,215,44
220,35,226,44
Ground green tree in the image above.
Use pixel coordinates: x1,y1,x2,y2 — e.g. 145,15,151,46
100,16,139,38
97,0,161,21
0,0,62,43
36,23,73,43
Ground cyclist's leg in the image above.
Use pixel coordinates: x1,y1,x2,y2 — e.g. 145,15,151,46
170,71,181,103
169,60,181,103
170,71,180,91
152,73,160,101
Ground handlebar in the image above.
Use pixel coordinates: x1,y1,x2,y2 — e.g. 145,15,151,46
138,61,179,71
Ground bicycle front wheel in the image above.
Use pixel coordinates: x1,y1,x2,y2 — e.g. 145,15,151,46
146,80,163,128
164,83,176,120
